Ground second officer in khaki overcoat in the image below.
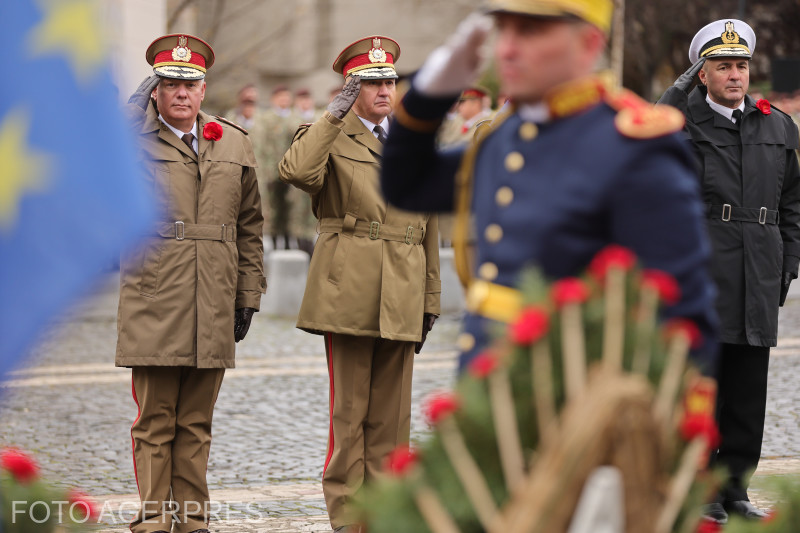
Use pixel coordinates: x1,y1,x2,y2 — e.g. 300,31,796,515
279,36,440,533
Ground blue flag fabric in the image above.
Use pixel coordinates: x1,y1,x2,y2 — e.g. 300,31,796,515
0,1,155,378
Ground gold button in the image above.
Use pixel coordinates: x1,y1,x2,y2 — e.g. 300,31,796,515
478,262,498,281
485,224,503,243
505,151,524,172
457,333,476,352
495,186,514,207
519,122,538,141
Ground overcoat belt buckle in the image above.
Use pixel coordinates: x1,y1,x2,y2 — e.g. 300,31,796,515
369,221,380,240
405,226,414,244
221,223,227,242
175,220,185,240
721,204,731,222
759,207,767,225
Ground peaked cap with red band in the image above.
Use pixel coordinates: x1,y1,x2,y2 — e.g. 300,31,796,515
146,34,215,81
332,36,400,80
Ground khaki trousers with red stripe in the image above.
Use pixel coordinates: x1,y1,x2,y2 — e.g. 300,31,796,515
322,332,415,529
130,367,225,533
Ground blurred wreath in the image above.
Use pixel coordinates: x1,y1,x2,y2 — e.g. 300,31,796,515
0,447,98,532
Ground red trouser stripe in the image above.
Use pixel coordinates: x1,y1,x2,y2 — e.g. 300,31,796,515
323,333,335,476
130,375,142,531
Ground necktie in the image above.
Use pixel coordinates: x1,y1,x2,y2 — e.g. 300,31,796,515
732,109,743,125
181,132,196,153
373,125,387,144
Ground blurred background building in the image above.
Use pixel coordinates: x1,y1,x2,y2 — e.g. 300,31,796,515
101,0,800,120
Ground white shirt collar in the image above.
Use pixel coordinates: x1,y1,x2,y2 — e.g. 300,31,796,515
158,115,198,151
705,94,746,123
517,102,550,124
357,115,390,138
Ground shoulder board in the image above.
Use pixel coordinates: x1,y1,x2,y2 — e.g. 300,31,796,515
606,89,685,139
292,123,313,143
213,115,248,135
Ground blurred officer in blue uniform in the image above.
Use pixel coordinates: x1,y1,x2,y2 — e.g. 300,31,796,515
381,0,719,373
659,19,800,523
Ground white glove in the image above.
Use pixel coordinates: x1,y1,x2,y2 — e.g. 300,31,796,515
413,13,493,97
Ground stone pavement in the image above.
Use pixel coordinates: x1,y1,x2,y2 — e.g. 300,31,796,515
1,274,800,532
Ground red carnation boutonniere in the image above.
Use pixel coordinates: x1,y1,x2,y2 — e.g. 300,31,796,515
203,121,223,141
756,99,771,115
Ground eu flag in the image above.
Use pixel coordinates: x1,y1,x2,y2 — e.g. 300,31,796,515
0,1,155,377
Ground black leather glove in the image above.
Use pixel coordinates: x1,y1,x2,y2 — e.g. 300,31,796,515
415,313,438,354
128,75,160,110
780,271,796,307
672,58,706,93
326,75,361,120
234,307,256,342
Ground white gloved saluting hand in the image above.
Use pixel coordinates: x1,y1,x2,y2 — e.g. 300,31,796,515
413,13,493,97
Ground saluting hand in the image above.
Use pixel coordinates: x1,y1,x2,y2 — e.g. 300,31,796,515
128,75,161,110
234,307,256,342
672,58,706,93
414,12,492,97
327,75,361,120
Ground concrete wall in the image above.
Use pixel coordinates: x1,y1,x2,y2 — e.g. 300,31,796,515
101,0,167,101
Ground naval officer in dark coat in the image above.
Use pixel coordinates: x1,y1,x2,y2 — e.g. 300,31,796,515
381,0,719,374
659,19,800,523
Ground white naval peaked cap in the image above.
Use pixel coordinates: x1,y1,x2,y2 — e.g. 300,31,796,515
688,19,756,63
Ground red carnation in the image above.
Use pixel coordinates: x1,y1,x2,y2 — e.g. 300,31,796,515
589,245,636,280
423,392,460,425
680,413,721,449
764,509,778,523
0,448,39,483
696,518,722,533
383,444,419,477
664,319,702,349
509,306,550,346
756,99,771,115
551,278,590,308
203,121,223,141
68,488,100,520
469,350,499,378
641,270,681,305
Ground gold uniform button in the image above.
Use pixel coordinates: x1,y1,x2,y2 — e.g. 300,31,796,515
519,122,538,141
504,151,524,172
478,262,498,281
485,224,503,243
495,186,514,207
456,333,476,352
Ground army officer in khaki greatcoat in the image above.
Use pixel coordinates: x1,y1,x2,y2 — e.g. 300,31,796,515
117,34,265,533
279,36,440,533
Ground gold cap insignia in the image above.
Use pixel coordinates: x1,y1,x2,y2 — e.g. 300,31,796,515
721,21,740,45
172,35,192,62
368,37,387,63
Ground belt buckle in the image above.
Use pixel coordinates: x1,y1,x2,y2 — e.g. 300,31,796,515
369,221,380,240
221,224,227,242
759,207,767,225
175,221,185,241
405,226,414,244
721,204,732,222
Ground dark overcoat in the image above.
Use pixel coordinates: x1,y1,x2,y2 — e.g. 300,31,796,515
659,86,800,347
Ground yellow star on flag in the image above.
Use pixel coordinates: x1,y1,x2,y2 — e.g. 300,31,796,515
28,0,107,81
0,109,52,231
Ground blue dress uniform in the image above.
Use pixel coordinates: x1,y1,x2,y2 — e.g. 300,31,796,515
384,76,719,372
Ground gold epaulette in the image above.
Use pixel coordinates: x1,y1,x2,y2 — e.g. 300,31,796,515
214,115,248,135
605,89,685,139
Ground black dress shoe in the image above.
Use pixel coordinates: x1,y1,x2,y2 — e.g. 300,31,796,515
702,502,728,524
725,500,769,520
